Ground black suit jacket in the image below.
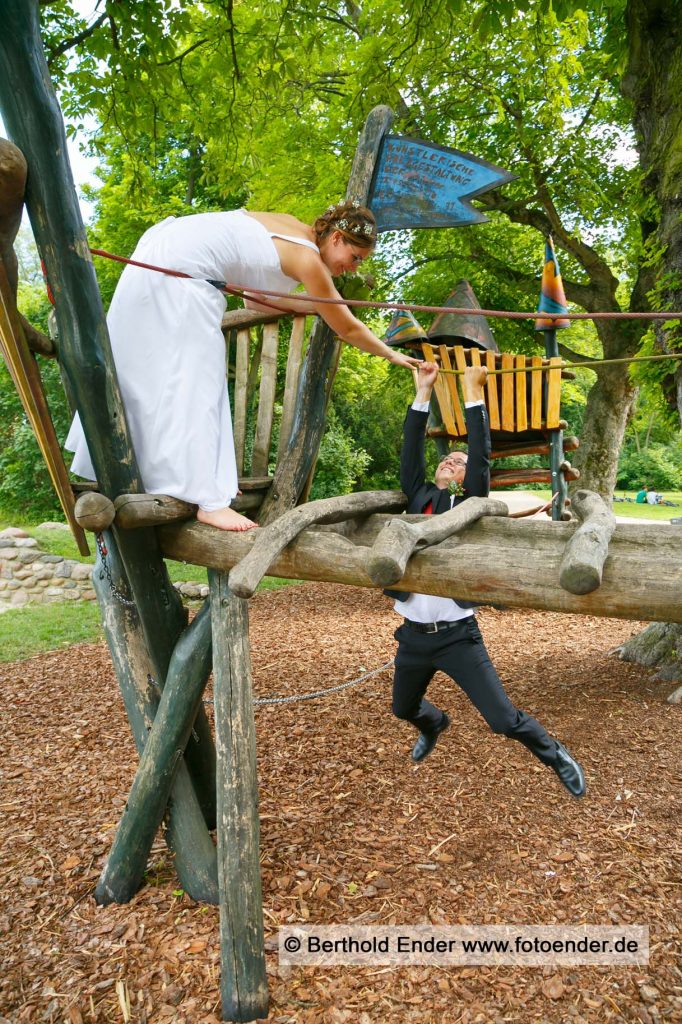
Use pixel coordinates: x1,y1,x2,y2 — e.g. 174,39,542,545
388,402,491,604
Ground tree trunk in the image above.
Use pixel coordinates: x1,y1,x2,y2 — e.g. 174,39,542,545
616,622,682,685
617,0,682,678
624,0,682,423
570,362,635,497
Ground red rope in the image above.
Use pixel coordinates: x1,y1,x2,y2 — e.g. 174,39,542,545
89,247,682,323
88,248,292,314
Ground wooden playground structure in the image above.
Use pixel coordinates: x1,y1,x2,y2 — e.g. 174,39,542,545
1,4,681,1020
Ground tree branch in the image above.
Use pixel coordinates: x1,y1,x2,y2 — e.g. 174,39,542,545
157,39,209,67
46,13,107,66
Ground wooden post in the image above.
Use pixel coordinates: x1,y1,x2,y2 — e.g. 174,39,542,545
543,327,568,520
95,599,215,905
93,531,218,904
0,0,216,863
559,489,617,595
210,572,269,1022
259,105,395,524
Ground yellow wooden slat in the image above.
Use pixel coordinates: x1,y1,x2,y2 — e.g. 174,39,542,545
277,316,306,462
501,352,515,431
252,321,280,476
515,355,528,432
531,356,543,430
233,328,250,475
546,356,563,428
452,344,468,375
421,342,459,437
469,348,481,367
485,351,500,430
440,344,466,436
0,261,89,554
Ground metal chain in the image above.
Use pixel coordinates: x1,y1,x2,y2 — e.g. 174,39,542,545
96,533,136,608
203,659,395,708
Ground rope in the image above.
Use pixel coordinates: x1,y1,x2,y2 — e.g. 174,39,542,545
203,658,395,707
89,248,293,314
439,352,682,375
89,247,682,323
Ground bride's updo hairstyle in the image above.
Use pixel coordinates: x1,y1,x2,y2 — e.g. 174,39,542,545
313,201,377,249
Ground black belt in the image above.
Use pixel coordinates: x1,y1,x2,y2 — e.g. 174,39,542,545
404,619,462,634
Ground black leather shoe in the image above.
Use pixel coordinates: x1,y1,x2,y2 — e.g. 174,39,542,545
411,712,450,763
550,740,586,798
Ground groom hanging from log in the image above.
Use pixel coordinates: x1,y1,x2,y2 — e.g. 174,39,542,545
387,361,586,798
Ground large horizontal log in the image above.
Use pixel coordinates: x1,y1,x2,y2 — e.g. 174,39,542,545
157,515,682,624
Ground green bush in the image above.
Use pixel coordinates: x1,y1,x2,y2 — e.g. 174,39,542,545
0,357,71,521
309,411,371,500
616,443,681,491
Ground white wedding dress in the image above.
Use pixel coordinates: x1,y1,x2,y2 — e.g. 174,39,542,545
65,210,317,510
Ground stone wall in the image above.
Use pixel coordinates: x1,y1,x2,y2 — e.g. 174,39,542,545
0,526,95,609
0,525,209,609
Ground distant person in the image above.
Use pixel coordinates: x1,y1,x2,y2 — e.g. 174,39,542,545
636,486,648,504
646,489,661,505
387,361,586,798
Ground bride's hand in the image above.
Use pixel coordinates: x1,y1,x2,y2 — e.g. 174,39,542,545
386,348,422,370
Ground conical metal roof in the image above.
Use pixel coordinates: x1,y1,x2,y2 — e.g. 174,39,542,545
384,310,428,347
427,280,499,352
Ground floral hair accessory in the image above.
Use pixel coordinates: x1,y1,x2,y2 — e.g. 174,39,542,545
325,200,361,214
335,218,375,239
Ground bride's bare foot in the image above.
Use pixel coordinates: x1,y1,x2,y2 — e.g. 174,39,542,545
197,507,258,531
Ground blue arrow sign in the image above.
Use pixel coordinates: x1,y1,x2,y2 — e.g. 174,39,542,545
368,135,515,232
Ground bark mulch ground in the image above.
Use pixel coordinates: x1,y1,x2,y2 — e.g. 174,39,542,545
1,583,680,1024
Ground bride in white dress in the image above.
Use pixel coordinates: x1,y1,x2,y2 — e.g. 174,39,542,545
65,202,420,531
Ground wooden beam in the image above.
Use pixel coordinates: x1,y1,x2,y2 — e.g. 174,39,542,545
251,321,279,475
210,573,269,1022
233,328,250,475
277,316,306,462
366,496,508,587
93,530,218,904
559,489,617,595
229,490,407,598
158,512,682,624
0,259,89,553
96,600,215,905
221,309,280,332
0,1,217,851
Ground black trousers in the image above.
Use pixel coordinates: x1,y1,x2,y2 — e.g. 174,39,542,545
392,616,556,763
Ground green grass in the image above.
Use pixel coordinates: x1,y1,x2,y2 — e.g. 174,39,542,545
511,489,682,521
0,601,104,662
0,518,301,662
610,490,682,521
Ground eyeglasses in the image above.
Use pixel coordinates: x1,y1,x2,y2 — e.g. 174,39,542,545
442,457,468,467
345,242,368,266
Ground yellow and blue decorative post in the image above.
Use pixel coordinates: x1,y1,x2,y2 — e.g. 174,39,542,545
535,236,571,520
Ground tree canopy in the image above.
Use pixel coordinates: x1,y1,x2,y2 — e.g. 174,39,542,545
2,0,679,513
